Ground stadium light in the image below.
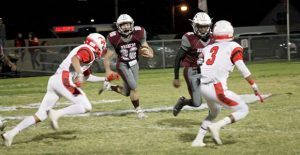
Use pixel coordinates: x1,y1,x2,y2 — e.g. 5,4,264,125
180,4,188,12
171,1,190,32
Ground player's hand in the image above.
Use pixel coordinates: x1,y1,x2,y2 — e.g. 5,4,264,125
173,79,181,88
9,63,17,71
139,46,153,58
251,83,264,103
75,73,84,87
106,71,120,81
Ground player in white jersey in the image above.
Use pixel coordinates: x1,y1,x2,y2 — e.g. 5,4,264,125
192,20,264,147
1,33,112,147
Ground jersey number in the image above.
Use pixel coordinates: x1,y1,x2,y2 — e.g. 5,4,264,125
206,46,219,65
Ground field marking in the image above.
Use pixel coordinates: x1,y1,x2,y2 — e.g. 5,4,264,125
1,94,272,120
0,99,122,111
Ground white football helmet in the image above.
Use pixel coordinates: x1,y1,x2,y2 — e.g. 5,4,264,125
213,20,234,42
116,14,134,36
84,33,107,58
190,12,212,38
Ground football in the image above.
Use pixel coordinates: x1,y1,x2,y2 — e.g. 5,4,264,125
138,46,153,58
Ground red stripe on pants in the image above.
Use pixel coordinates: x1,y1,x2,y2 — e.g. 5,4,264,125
214,82,238,106
62,71,81,95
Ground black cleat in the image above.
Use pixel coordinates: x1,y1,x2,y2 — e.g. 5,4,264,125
173,96,186,116
0,122,6,132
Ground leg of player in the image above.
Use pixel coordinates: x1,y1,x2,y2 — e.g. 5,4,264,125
1,91,59,147
49,93,92,130
208,92,249,145
192,101,220,147
173,96,192,116
192,120,212,147
130,89,147,119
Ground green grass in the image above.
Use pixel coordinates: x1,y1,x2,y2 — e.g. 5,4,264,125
1,61,300,155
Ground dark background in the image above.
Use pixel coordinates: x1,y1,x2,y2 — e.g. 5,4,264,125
1,0,299,39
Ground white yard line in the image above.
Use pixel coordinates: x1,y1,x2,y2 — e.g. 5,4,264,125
1,94,272,120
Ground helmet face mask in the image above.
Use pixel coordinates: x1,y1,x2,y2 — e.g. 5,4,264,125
213,20,234,42
192,23,210,38
191,12,212,38
85,33,107,59
116,14,134,37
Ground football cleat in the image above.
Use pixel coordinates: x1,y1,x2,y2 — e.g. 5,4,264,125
208,124,223,145
191,139,206,147
136,108,147,119
1,131,14,147
49,109,60,130
173,96,186,117
98,80,112,95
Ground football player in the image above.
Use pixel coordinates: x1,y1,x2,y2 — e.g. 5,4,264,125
192,20,263,147
101,14,153,119
1,33,110,147
173,12,214,116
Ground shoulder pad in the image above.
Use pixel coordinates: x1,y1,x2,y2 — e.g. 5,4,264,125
134,26,143,31
109,31,117,37
186,32,194,36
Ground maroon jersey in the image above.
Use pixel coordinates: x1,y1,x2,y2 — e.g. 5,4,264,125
107,26,146,62
15,38,26,47
181,32,214,67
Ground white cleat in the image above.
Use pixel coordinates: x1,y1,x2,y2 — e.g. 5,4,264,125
136,108,148,119
49,109,59,130
1,131,14,147
191,139,206,147
208,124,223,145
99,81,112,95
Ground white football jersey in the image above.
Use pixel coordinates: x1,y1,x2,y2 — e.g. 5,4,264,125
56,44,95,78
201,41,243,89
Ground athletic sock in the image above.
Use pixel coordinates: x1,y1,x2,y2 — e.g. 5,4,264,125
11,116,36,136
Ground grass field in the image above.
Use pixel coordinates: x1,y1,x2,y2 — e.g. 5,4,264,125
0,61,300,155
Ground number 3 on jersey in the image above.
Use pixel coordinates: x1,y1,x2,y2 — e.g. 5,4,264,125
206,46,219,65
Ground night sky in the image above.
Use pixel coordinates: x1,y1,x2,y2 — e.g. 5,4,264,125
1,0,299,39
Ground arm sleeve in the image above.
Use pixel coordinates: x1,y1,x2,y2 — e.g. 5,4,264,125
174,47,186,79
76,48,92,63
86,74,106,82
235,60,251,78
231,46,244,63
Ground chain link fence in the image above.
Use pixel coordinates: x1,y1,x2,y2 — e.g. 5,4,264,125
1,34,299,78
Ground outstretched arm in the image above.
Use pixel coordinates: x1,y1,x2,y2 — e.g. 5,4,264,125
235,60,264,103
